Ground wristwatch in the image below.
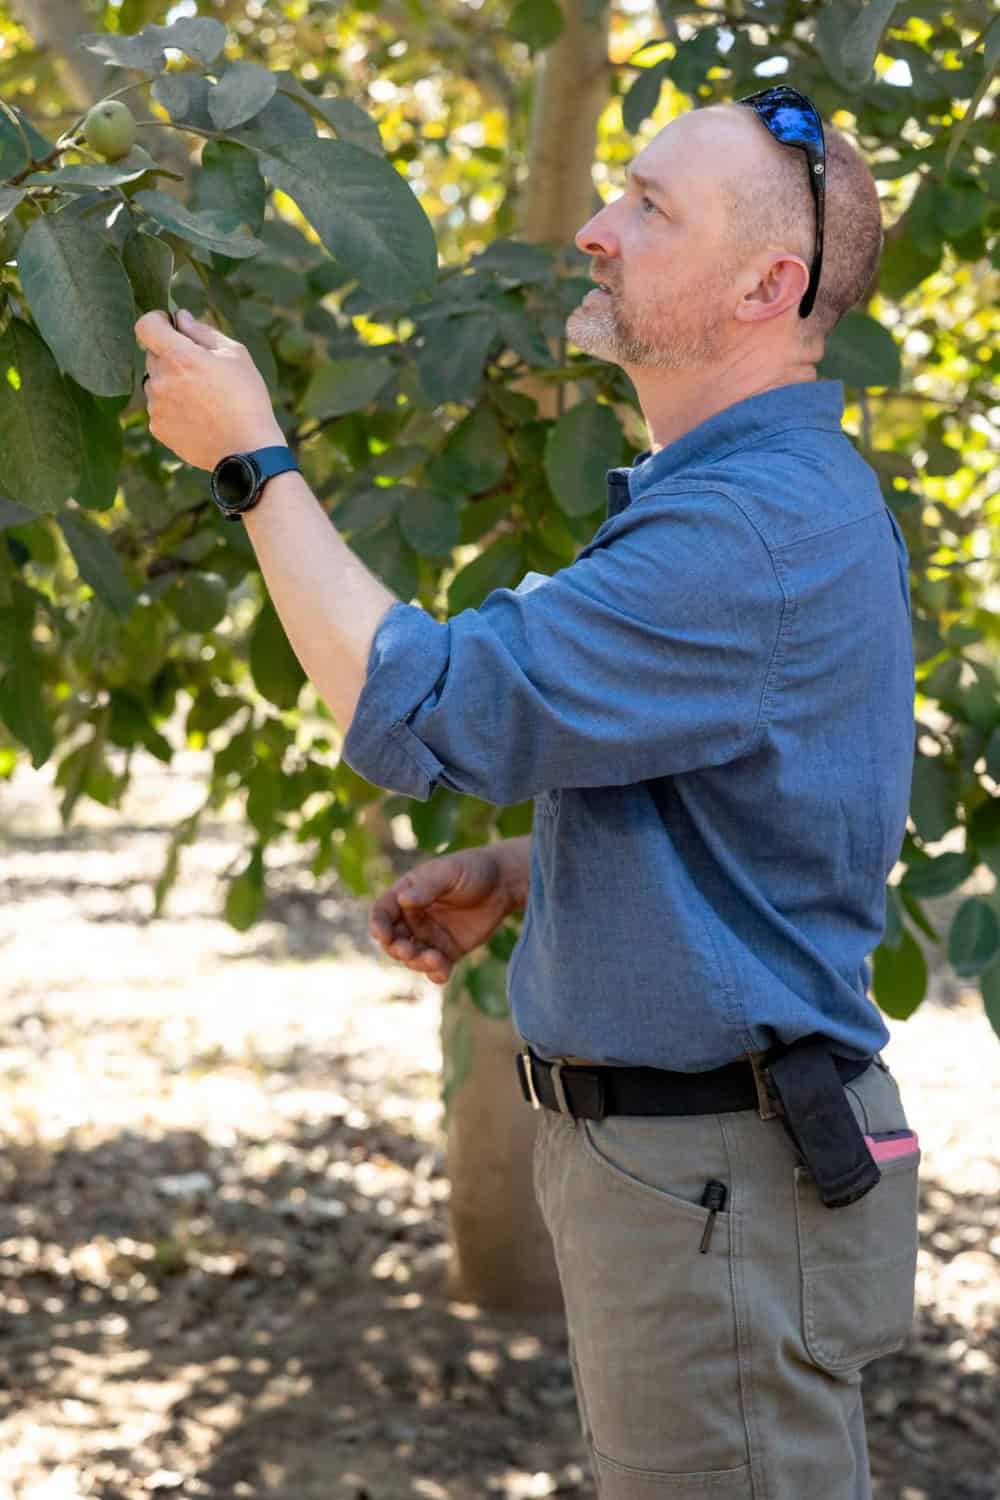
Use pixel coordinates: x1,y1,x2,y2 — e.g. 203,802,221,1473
210,444,300,523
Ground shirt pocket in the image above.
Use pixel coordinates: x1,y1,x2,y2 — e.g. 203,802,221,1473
793,1143,920,1375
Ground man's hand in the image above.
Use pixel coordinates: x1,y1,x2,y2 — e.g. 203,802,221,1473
134,309,285,471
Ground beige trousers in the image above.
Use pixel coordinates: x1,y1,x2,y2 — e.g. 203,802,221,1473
531,1054,920,1499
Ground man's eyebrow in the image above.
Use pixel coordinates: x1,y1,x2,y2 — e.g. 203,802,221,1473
625,166,673,203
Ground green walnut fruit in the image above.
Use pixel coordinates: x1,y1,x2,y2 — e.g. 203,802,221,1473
83,100,137,162
277,327,314,365
171,572,229,633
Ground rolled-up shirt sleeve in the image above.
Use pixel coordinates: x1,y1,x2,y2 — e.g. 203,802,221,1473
340,486,786,805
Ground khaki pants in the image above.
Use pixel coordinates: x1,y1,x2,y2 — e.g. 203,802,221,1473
531,1054,920,1499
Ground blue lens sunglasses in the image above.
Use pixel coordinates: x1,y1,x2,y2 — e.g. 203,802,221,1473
735,85,826,319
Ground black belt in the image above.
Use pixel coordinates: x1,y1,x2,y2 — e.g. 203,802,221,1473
516,1045,872,1122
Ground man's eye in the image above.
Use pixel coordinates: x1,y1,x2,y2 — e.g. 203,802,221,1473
640,195,658,214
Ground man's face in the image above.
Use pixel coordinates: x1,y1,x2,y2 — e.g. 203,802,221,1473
567,108,753,371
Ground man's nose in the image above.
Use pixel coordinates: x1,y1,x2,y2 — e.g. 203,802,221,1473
574,206,619,258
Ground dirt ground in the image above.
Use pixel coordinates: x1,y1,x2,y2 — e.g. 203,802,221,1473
1,740,998,1500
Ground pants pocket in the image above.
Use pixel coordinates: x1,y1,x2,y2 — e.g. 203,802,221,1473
546,1114,750,1479
793,1145,920,1374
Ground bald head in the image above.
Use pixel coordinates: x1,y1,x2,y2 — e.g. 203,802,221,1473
711,101,884,340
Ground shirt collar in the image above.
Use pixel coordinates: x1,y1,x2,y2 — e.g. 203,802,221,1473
606,379,846,510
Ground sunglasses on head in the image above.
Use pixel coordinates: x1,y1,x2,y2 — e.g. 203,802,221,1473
734,85,826,319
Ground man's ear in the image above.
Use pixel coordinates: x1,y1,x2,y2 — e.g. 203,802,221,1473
735,253,810,325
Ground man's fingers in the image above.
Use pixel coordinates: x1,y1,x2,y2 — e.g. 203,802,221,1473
135,309,189,357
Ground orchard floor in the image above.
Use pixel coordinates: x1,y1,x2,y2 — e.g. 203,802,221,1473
1,746,998,1500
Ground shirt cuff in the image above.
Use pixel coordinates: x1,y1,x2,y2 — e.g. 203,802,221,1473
340,600,450,800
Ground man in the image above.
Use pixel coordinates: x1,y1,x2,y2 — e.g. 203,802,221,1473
137,86,920,1500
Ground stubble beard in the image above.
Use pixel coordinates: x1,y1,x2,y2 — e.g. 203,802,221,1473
566,285,729,370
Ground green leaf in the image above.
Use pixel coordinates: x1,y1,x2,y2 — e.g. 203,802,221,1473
986,728,1000,784
544,400,624,517
669,27,721,95
932,182,988,240
227,92,317,154
77,29,169,75
0,645,54,768
474,239,554,284
18,217,137,397
331,819,371,895
81,17,226,72
397,489,460,556
132,190,265,260
909,751,960,843
447,539,523,613
0,105,55,179
272,73,384,156
622,59,671,134
428,404,508,495
968,796,1000,880
948,897,1000,978
817,311,901,389
21,163,150,191
247,762,281,836
154,15,228,66
258,139,438,305
494,306,556,367
898,887,940,944
208,61,277,131
415,311,499,405
351,520,420,601
509,0,564,51
249,600,307,711
899,850,974,899
882,883,904,949
57,513,135,618
0,319,82,514
170,572,229,633
465,954,511,1018
815,0,900,91
984,15,1000,73
0,188,25,224
63,379,123,511
151,72,215,130
225,848,265,931
878,235,939,300
331,485,403,536
301,356,395,420
871,927,927,1019
192,142,267,237
121,229,175,319
981,961,1000,1044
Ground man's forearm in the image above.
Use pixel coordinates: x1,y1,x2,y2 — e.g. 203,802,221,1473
241,467,400,732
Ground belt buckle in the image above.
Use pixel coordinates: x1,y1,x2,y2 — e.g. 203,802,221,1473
519,1051,542,1111
747,1049,782,1121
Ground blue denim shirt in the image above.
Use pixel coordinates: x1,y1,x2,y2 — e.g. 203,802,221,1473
343,379,915,1070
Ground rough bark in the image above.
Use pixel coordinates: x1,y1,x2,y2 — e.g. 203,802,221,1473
444,0,610,1318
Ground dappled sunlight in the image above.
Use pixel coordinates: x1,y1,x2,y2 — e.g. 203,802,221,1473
2,748,998,1496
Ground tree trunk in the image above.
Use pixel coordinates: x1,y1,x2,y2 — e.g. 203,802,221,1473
443,0,610,1317
444,1003,563,1318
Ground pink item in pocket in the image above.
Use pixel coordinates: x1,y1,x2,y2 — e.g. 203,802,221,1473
864,1128,919,1163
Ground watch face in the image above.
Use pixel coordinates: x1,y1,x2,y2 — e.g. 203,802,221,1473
214,455,258,510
